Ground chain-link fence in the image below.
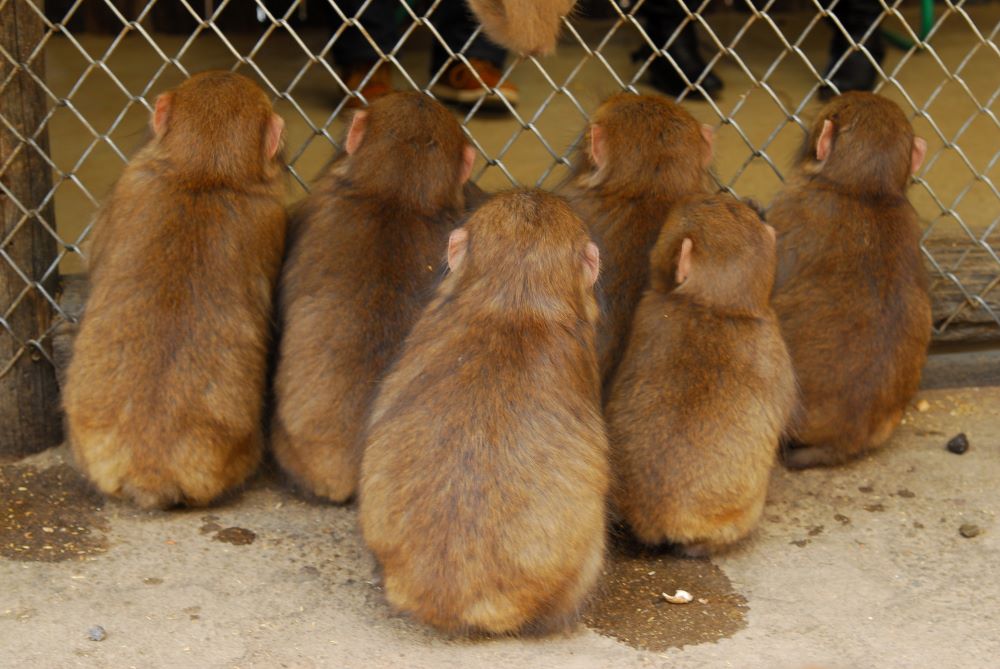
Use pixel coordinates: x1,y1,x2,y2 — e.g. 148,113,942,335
1,0,998,449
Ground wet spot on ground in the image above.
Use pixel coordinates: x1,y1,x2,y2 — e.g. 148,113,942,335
583,534,748,651
0,464,108,562
213,527,256,545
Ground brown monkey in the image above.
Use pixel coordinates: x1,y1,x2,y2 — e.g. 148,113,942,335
770,92,931,469
606,194,796,555
466,0,576,56
563,93,714,390
63,71,287,509
270,92,476,504
360,190,607,634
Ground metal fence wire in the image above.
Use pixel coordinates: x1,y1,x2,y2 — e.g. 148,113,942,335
1,0,999,386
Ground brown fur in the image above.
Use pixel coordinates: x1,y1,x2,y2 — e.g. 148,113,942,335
270,92,473,503
606,194,796,555
563,93,713,390
359,190,608,634
770,92,932,469
465,0,577,56
63,71,287,509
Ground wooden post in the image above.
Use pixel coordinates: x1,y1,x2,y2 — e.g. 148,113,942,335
0,0,62,457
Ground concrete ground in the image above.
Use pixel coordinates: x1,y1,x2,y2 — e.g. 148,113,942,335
2,357,999,668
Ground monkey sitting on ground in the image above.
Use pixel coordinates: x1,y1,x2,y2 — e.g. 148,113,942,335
563,93,714,391
270,92,476,504
606,194,796,555
360,190,608,634
63,71,287,509
769,92,932,469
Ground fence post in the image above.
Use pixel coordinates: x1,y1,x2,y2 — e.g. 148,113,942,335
0,0,62,457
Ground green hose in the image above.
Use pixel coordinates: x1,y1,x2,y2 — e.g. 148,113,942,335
883,0,934,50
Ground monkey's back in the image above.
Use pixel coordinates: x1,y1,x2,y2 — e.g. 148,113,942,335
64,153,286,508
607,294,795,551
270,176,459,502
360,303,608,633
769,184,931,461
568,191,680,385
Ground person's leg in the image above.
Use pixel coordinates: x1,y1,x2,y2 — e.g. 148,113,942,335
428,0,506,73
330,0,401,104
428,0,518,108
636,0,723,99
821,0,886,98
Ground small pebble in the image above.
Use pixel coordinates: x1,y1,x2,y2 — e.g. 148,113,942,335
87,625,106,642
959,524,982,538
916,399,930,412
946,433,969,455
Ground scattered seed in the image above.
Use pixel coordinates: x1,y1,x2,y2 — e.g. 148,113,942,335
661,590,693,604
915,400,930,412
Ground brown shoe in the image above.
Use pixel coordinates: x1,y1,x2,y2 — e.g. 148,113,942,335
431,58,519,109
343,62,394,108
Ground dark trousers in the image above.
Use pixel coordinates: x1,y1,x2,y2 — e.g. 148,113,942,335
637,0,885,47
330,0,506,72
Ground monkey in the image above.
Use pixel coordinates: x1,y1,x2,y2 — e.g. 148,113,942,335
465,0,577,56
562,93,715,391
62,71,287,509
270,92,476,504
769,92,932,469
605,194,796,556
359,189,608,635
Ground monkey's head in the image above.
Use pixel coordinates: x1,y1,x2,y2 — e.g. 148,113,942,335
444,189,600,324
797,91,927,196
342,92,476,213
577,93,713,195
151,71,284,186
651,194,776,312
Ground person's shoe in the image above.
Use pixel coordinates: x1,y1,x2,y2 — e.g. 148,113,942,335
343,62,395,108
633,26,723,100
431,58,520,109
819,29,885,100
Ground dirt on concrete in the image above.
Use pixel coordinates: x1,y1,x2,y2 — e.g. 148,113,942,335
0,463,108,562
1,387,998,668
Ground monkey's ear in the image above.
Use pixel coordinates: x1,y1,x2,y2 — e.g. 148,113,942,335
911,136,927,175
447,228,469,271
583,242,600,287
266,113,285,160
152,93,172,137
346,110,368,155
700,124,715,167
676,238,693,285
816,119,834,162
460,145,476,184
589,124,606,169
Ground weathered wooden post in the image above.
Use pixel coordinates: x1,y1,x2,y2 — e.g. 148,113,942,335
0,0,62,456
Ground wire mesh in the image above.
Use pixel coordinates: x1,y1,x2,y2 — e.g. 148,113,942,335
1,0,998,383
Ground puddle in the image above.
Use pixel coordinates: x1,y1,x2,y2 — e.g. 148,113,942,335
584,534,748,651
213,527,257,545
0,463,108,562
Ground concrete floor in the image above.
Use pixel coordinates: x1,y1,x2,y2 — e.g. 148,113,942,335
42,3,1000,275
2,380,998,668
